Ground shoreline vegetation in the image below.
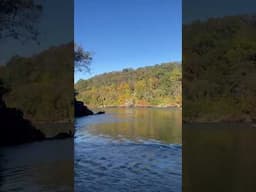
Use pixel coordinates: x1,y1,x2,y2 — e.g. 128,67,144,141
94,104,182,109
183,15,256,123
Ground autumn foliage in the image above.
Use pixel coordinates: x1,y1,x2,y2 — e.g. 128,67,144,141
75,62,181,108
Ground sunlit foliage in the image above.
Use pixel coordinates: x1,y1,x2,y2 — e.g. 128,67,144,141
75,62,182,108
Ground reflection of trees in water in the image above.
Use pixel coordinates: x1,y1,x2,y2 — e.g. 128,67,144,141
183,124,256,192
88,109,182,144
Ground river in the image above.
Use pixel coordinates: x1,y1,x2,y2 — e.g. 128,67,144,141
0,139,73,191
0,108,181,191
75,107,182,192
183,123,256,192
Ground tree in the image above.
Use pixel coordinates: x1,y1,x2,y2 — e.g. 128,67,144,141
0,0,42,42
74,44,92,72
75,62,182,107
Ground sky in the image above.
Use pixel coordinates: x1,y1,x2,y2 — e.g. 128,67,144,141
75,0,181,82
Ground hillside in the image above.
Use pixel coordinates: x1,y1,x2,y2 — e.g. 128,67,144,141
75,62,182,108
0,43,74,135
183,15,256,122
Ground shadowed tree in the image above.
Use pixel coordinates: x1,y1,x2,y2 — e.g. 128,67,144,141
0,1,46,146
0,0,42,42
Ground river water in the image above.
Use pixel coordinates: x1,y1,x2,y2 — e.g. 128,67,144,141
0,139,73,192
75,108,182,192
0,108,181,191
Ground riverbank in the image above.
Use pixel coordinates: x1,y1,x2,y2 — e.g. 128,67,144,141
35,122,73,138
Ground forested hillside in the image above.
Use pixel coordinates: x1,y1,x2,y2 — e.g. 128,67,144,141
0,43,73,124
183,15,256,122
75,62,181,108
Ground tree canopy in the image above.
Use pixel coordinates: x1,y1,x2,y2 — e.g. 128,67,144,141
183,15,256,122
74,44,92,72
0,43,74,125
0,0,42,41
75,62,182,108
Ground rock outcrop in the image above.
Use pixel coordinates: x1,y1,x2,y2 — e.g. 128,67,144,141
95,111,105,115
0,107,45,146
74,99,94,117
0,80,45,146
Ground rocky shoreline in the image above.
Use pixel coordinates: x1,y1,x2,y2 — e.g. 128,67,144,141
0,98,103,147
75,99,105,117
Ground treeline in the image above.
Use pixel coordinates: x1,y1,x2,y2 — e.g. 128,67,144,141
75,62,182,108
0,43,74,125
183,15,256,122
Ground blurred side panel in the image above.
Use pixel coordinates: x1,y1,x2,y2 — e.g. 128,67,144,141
183,0,256,191
0,0,74,191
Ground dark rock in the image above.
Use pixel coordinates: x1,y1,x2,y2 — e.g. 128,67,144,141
0,80,45,146
74,98,93,117
0,107,45,146
95,111,105,115
51,130,73,139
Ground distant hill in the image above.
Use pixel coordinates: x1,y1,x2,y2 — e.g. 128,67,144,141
75,62,181,108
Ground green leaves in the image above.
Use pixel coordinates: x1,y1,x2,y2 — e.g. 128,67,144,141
183,15,256,122
75,62,182,107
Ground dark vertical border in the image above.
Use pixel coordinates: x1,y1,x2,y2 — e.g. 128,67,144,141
183,0,256,191
0,0,74,191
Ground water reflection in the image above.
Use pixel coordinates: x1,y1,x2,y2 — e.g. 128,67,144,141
183,123,256,192
0,139,73,192
75,108,182,192
88,108,182,144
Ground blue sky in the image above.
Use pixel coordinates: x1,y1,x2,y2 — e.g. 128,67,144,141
75,0,181,82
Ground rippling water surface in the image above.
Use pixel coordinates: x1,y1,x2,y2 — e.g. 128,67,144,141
0,139,73,192
75,108,182,192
